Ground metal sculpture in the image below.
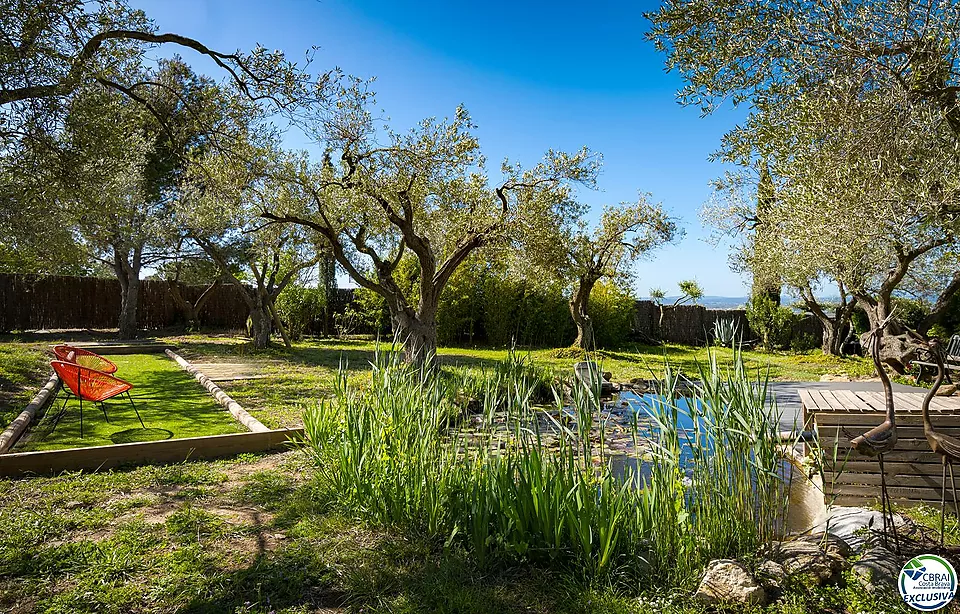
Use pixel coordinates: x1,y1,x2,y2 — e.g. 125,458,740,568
920,339,960,549
850,321,900,553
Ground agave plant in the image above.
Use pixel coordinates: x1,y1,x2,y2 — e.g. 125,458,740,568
713,317,739,346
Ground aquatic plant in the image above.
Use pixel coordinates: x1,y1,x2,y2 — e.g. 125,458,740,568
303,342,790,587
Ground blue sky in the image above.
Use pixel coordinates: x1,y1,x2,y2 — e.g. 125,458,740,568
136,0,749,296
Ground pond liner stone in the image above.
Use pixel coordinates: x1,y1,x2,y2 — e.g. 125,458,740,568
0,372,60,454
0,428,303,477
164,349,270,433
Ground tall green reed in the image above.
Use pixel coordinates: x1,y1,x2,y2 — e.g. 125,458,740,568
303,342,792,587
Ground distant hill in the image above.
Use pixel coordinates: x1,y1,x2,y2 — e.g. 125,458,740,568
639,295,840,310
642,296,750,310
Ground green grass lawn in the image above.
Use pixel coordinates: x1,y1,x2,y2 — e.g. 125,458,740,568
0,342,49,426
164,335,874,428
0,335,874,432
14,354,245,451
0,449,912,614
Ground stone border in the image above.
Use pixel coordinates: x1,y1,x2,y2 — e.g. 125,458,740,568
164,349,270,433
0,428,303,477
0,373,60,453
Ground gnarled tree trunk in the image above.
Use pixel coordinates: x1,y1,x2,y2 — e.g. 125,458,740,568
392,306,438,366
113,243,143,339
247,301,272,349
570,275,598,350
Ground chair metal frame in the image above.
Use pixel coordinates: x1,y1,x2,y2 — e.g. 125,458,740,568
50,361,145,437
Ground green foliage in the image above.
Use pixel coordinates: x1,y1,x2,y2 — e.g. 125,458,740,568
890,297,929,331
589,281,636,348
304,343,789,586
275,285,326,341
746,294,800,350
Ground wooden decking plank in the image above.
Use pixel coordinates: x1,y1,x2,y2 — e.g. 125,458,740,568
809,390,834,411
892,392,920,412
834,389,867,410
851,390,884,411
814,413,960,427
798,389,819,411
930,395,960,411
821,390,848,411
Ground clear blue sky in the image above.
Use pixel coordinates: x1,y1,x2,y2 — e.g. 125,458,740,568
136,0,749,296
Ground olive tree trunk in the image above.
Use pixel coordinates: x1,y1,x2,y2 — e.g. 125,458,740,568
114,243,143,339
247,301,272,349
570,275,598,350
391,306,438,366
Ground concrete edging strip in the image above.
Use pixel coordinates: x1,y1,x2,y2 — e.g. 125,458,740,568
0,373,60,454
165,349,270,433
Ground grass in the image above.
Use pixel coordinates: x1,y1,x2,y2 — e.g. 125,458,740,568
0,448,908,614
0,335,874,431
160,335,874,428
0,342,49,425
14,353,245,451
304,346,793,588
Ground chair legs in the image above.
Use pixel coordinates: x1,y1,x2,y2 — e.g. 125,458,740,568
125,392,146,429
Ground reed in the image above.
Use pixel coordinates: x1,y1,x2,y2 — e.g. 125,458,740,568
303,343,790,587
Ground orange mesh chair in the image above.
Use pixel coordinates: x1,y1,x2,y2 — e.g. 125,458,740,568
50,361,145,437
53,345,118,374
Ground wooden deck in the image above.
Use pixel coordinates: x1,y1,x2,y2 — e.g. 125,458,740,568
801,389,960,509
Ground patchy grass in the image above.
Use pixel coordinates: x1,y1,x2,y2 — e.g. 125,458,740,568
0,335,874,431
14,353,245,451
0,342,49,425
0,450,907,614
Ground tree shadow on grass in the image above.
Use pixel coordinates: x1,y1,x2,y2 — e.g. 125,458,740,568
110,427,172,444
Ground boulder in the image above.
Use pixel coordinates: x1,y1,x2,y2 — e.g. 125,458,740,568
693,559,767,606
936,384,958,397
766,533,851,584
820,374,851,382
852,545,900,592
756,559,787,593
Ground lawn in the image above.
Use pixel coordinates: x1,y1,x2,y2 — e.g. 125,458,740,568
0,335,916,614
0,335,875,431
13,353,245,452
165,335,874,428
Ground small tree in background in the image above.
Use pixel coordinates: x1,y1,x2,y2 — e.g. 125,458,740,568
649,279,704,330
547,197,677,350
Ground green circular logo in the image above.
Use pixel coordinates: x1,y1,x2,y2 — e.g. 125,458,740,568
899,554,957,611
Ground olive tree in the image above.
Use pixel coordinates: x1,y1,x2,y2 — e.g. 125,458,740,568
556,197,677,349
56,59,231,338
649,279,703,331
180,137,323,349
260,82,599,364
651,0,960,367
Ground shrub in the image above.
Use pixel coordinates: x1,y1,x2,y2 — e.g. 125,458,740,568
274,285,326,340
589,280,636,348
746,294,799,350
303,342,789,586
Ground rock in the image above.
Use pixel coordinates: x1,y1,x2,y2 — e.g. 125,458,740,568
936,384,958,397
820,374,851,382
756,559,787,592
693,559,767,607
852,545,900,592
767,533,851,584
809,506,912,552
